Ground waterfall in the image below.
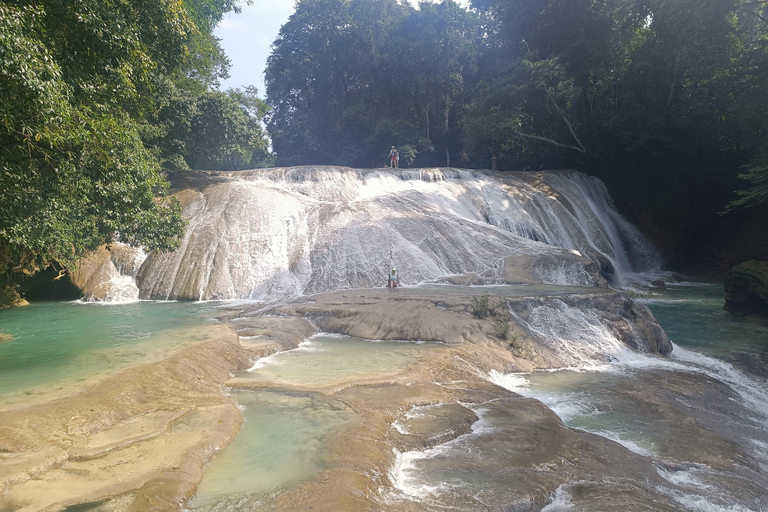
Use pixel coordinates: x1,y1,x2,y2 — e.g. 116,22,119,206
83,167,660,302
506,296,642,367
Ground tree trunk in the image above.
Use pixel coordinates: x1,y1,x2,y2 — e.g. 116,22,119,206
444,93,451,166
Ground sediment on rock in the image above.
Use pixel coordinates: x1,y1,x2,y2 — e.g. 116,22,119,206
255,286,670,373
72,168,658,303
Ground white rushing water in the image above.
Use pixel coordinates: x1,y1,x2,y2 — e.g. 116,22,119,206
89,167,659,302
488,285,768,512
390,407,495,498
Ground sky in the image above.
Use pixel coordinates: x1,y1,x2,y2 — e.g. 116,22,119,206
213,1,295,95
214,0,471,97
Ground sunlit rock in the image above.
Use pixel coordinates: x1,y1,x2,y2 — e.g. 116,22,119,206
77,167,661,301
71,243,146,302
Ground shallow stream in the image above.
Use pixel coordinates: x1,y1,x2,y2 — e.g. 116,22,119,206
186,333,439,510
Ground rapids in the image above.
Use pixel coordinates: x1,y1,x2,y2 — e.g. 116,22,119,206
77,167,660,302
488,282,768,511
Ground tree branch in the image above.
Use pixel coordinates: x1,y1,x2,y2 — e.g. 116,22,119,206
543,89,586,153
739,8,768,23
738,1,768,8
512,130,586,153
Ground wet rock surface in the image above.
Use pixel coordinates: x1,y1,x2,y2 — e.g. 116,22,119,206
724,260,768,318
0,325,260,512
189,286,700,511
2,285,758,512
74,167,660,302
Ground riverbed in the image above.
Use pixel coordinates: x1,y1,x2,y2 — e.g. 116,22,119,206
1,282,766,511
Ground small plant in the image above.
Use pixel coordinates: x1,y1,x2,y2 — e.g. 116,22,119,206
471,294,491,318
624,298,637,319
494,317,512,340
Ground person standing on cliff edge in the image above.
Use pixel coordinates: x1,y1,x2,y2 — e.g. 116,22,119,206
389,146,397,168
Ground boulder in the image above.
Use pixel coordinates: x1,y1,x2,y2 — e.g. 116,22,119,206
724,260,768,317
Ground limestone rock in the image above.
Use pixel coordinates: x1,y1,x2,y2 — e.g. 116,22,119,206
128,167,657,301
724,260,768,317
71,243,146,301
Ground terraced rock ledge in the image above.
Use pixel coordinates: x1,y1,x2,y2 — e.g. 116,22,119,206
0,285,679,511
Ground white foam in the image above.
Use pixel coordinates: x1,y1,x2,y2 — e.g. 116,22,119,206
488,370,529,390
541,485,576,511
392,420,410,435
311,332,347,339
246,338,321,372
246,353,281,372
667,493,755,512
295,339,319,351
670,343,768,420
489,369,598,422
749,439,768,472
129,168,659,301
656,465,711,489
509,298,628,367
390,408,494,499
592,430,652,457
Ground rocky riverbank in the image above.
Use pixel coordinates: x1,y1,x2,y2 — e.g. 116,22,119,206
0,285,673,511
724,260,768,318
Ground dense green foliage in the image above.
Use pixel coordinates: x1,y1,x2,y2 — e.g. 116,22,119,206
265,0,768,267
266,0,482,166
0,0,269,303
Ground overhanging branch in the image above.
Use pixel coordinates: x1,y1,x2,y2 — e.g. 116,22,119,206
512,130,586,153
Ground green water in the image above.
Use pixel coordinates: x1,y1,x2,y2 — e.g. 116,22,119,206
187,389,352,510
643,281,768,356
0,301,220,407
481,281,768,510
240,334,437,388
188,334,436,507
497,281,768,454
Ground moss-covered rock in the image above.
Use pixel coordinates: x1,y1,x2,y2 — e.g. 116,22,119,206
724,260,768,317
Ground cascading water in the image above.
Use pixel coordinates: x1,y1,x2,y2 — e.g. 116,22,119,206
542,172,661,284
84,167,660,302
487,283,768,511
507,297,631,367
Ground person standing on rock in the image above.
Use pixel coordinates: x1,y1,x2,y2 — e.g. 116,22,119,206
492,154,498,171
389,146,397,168
387,268,400,288
394,149,400,168
461,150,469,169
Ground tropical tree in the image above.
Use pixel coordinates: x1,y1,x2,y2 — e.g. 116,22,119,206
0,0,252,303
